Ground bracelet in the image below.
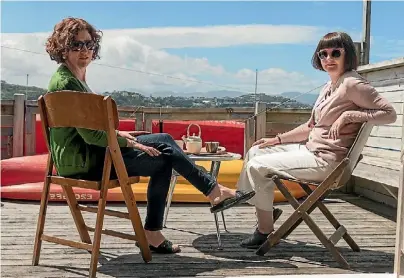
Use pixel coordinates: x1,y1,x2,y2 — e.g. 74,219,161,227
276,134,282,144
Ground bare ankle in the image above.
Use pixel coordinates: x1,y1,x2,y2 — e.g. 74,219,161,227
258,226,274,234
256,208,274,234
207,184,220,201
144,230,165,246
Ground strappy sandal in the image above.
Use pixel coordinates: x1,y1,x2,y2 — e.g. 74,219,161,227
210,190,256,213
136,239,181,254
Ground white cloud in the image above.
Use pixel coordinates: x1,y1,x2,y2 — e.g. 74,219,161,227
1,24,325,96
103,24,322,49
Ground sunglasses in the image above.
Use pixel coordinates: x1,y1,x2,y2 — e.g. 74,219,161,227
69,40,96,51
317,48,344,60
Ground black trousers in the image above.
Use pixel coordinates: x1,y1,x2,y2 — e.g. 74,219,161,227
88,133,216,231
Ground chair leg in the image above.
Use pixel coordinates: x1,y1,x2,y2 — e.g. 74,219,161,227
298,206,350,269
257,176,351,269
299,183,360,252
62,186,92,245
32,177,51,266
120,181,152,263
281,186,331,240
89,183,109,278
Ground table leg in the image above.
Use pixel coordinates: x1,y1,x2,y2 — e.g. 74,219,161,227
210,162,227,230
210,161,229,249
163,171,178,228
213,211,222,250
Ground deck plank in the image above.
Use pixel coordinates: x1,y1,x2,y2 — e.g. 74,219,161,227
0,193,397,277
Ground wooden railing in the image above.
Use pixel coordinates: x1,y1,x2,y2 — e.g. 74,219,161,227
0,94,311,159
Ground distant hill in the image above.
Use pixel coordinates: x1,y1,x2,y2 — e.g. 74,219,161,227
1,80,311,109
1,80,46,100
131,89,248,98
281,92,318,106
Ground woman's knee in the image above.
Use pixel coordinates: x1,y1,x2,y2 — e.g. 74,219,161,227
157,133,174,142
246,159,263,177
245,145,260,160
246,159,276,187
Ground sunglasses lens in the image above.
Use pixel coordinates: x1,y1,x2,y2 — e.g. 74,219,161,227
318,51,328,59
70,40,95,51
318,49,342,60
331,49,341,58
86,41,95,50
70,41,83,51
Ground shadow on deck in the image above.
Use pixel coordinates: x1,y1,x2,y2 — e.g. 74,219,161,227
1,192,397,277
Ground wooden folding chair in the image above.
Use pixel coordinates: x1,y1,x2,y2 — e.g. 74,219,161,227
256,123,374,269
32,91,152,278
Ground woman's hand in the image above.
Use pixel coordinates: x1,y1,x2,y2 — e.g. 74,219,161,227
126,139,161,156
253,137,280,149
328,114,348,140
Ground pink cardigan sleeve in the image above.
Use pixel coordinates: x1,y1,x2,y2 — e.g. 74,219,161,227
343,79,397,125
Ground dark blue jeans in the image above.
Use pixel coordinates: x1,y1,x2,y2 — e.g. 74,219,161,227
89,133,216,231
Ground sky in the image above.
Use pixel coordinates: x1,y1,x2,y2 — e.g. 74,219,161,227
1,1,404,97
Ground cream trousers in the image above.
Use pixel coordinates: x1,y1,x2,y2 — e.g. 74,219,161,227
236,143,338,212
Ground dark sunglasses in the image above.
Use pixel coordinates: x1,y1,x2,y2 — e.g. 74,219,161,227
317,48,344,60
69,40,96,51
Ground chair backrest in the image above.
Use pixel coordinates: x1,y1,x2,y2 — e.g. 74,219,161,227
337,122,374,187
39,90,119,131
38,90,131,183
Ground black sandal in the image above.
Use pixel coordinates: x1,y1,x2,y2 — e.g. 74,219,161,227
210,190,255,213
136,240,181,254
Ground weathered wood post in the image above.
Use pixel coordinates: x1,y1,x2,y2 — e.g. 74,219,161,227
135,110,144,131
254,101,266,141
244,101,266,157
394,103,404,277
24,103,37,156
12,94,25,157
243,117,254,158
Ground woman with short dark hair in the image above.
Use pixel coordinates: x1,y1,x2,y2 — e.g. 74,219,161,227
235,31,397,249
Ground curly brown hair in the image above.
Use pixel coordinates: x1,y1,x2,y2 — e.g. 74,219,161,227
45,17,102,63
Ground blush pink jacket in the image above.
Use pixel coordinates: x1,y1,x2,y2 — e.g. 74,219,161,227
279,70,397,163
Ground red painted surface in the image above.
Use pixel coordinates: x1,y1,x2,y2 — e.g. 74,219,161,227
1,154,50,186
35,115,245,156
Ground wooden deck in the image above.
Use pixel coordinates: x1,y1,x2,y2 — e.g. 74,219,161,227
1,192,398,277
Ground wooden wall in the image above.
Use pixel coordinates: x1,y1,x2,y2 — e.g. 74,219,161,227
265,108,311,138
351,58,404,208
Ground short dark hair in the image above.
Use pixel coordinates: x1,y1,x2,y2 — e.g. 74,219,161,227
46,17,102,64
311,32,358,72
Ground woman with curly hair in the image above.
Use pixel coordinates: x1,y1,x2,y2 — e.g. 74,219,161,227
44,17,255,254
